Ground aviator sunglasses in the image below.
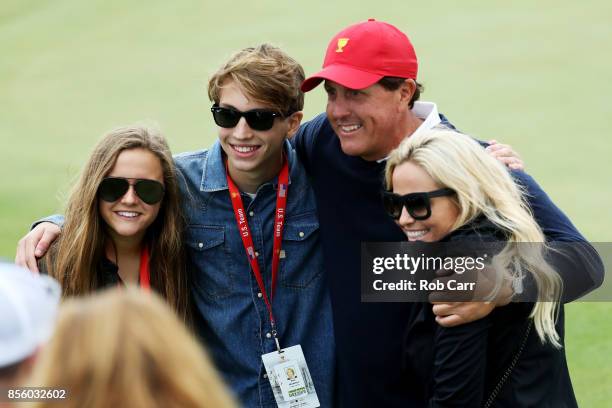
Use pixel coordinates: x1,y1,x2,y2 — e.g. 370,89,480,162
382,188,456,220
211,104,289,131
98,177,165,205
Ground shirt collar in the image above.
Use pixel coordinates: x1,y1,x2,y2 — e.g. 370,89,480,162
200,139,295,192
376,101,441,163
410,101,441,139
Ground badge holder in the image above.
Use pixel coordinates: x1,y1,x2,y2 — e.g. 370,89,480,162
262,341,320,408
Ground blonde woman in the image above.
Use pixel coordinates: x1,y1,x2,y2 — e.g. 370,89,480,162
24,287,236,408
384,129,576,407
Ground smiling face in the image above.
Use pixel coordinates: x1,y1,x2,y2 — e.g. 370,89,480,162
324,80,407,161
391,160,459,242
217,79,301,192
98,148,164,245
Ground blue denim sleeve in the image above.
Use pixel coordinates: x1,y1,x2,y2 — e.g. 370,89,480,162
31,214,65,230
512,170,604,302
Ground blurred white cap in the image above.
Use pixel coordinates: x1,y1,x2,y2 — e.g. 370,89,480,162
0,262,61,367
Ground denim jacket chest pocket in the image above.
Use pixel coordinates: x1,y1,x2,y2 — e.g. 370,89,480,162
186,225,237,300
279,214,323,289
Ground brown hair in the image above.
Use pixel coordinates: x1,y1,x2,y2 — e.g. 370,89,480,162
377,76,423,108
208,43,305,115
25,288,236,408
42,125,190,322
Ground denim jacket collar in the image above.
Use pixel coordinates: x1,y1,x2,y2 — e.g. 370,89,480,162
200,139,295,193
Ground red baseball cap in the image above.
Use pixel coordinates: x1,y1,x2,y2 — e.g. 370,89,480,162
301,19,418,92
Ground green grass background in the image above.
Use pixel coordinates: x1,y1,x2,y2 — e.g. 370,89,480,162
1,0,610,405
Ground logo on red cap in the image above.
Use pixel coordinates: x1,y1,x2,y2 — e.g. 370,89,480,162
335,38,349,53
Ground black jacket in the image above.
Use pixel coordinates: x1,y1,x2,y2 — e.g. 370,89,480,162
402,218,578,407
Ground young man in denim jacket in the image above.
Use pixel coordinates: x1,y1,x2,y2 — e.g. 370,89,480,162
175,44,334,407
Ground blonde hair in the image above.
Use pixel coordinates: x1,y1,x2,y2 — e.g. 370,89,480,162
385,129,562,347
25,288,236,408
208,43,305,115
42,125,190,322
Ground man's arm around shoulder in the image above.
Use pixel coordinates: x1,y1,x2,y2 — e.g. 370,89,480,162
512,169,604,301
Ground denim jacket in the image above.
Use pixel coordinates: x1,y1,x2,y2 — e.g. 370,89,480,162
174,140,335,407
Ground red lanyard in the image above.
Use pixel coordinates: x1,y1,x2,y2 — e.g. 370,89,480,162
139,245,151,291
226,158,289,334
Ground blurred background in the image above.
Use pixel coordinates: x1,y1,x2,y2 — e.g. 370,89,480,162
1,0,610,405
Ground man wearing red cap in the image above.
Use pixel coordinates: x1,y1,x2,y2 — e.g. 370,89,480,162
300,18,432,164
294,18,602,407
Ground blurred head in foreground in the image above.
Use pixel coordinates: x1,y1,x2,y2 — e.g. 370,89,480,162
26,287,236,408
0,263,60,389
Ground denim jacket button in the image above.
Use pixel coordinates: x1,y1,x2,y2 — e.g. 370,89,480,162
265,332,272,338
299,231,305,237
255,251,260,257
249,211,254,217
198,242,204,248
257,292,263,298
263,373,268,379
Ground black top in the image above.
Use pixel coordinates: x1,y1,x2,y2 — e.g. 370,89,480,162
292,113,601,407
39,255,125,288
97,257,126,287
402,218,577,407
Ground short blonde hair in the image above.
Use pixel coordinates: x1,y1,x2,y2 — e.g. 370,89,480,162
26,288,237,408
208,43,304,115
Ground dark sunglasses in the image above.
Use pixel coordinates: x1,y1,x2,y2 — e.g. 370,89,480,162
382,188,455,220
98,177,165,205
210,104,288,131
